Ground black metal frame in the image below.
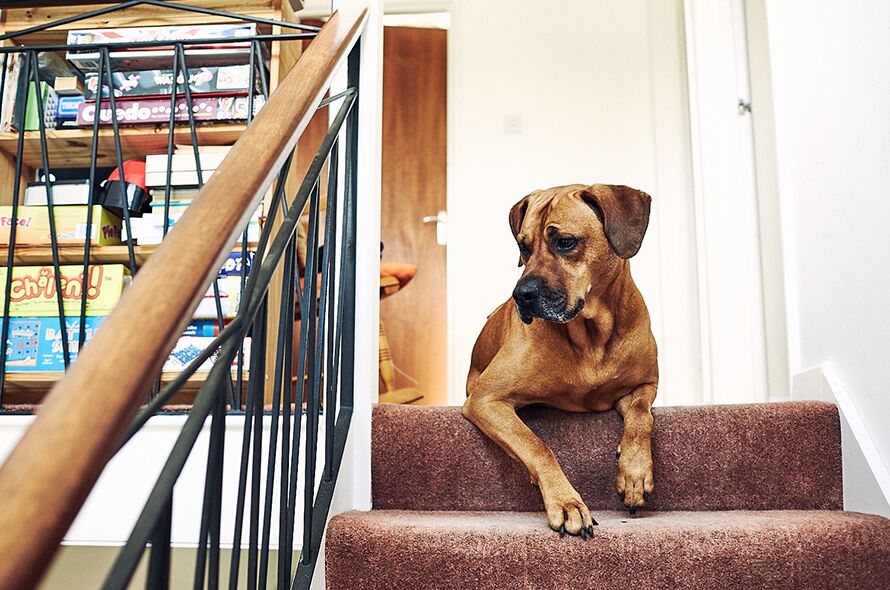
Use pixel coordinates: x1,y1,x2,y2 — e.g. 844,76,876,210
0,3,363,588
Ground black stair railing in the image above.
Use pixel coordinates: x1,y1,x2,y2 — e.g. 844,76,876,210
0,2,369,589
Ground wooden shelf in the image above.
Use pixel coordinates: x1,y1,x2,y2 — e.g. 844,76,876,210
1,370,249,406
0,242,257,266
0,125,246,169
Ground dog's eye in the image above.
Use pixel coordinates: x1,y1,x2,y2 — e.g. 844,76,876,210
554,237,579,253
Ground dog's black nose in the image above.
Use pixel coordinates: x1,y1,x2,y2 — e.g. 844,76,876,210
513,277,543,306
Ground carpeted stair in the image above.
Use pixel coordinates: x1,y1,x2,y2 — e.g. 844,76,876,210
325,402,890,589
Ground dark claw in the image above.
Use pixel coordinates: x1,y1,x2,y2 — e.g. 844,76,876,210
629,505,637,515
643,492,650,503
580,527,587,539
588,525,596,537
559,525,566,538
619,492,625,502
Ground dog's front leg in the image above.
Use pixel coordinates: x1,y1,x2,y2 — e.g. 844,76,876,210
615,383,657,513
463,393,595,537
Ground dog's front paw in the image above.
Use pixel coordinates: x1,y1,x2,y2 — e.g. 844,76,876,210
540,480,597,538
616,442,654,514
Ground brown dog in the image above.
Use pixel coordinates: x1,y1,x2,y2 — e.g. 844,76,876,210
463,183,658,538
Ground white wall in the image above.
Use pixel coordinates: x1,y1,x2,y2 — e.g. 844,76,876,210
447,0,703,406
764,0,890,469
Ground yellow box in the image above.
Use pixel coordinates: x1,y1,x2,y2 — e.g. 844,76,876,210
0,264,130,316
0,205,122,247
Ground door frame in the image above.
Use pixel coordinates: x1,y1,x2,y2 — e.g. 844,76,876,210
683,0,789,403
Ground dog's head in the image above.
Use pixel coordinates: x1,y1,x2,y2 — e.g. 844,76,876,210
509,183,651,324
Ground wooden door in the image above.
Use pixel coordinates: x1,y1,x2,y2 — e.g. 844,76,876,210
380,26,447,405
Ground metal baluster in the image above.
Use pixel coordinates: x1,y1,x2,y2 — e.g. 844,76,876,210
299,183,322,569
193,374,226,590
277,239,297,586
145,497,172,590
339,43,361,413
284,183,320,578
0,50,30,406
30,50,71,370
100,48,137,277
258,236,295,588
227,303,266,590
246,303,266,590
323,144,340,481
254,40,270,101
79,49,106,357
161,43,179,240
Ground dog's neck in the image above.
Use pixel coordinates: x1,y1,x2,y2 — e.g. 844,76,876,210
565,260,632,352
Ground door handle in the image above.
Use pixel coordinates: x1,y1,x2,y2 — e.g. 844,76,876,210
422,210,448,246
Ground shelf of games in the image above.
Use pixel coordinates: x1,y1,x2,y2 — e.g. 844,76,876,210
0,1,306,410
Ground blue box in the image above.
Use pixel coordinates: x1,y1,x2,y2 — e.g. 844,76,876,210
4,316,105,372
219,250,254,278
56,95,84,119
183,320,221,337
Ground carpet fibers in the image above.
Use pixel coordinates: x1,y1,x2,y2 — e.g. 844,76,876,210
325,402,890,589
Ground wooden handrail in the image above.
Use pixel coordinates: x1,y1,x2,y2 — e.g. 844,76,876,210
0,3,368,589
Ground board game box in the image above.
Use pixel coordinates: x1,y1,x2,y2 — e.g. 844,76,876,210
66,24,259,71
194,275,241,320
76,95,265,126
3,316,105,372
163,335,251,373
0,205,122,247
0,264,130,317
84,65,255,101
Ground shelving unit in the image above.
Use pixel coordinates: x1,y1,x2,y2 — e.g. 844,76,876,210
0,243,257,266
2,370,251,406
0,0,306,409
0,125,248,168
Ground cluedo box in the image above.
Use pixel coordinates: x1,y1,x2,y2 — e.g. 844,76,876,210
0,205,122,247
3,316,105,371
0,264,130,316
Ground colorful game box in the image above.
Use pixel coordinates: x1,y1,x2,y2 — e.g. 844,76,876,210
3,316,105,371
0,264,130,317
183,319,227,337
219,251,254,278
76,95,265,126
0,205,122,247
66,25,259,71
163,335,251,373
194,275,241,320
84,65,254,100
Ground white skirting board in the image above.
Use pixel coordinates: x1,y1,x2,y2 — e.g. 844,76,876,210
792,365,890,517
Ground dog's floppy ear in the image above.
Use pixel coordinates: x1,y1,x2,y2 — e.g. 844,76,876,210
581,184,651,259
509,195,530,266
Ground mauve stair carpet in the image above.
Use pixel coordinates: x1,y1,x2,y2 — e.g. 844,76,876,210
325,402,890,589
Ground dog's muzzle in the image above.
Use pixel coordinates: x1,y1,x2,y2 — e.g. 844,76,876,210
513,276,584,324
